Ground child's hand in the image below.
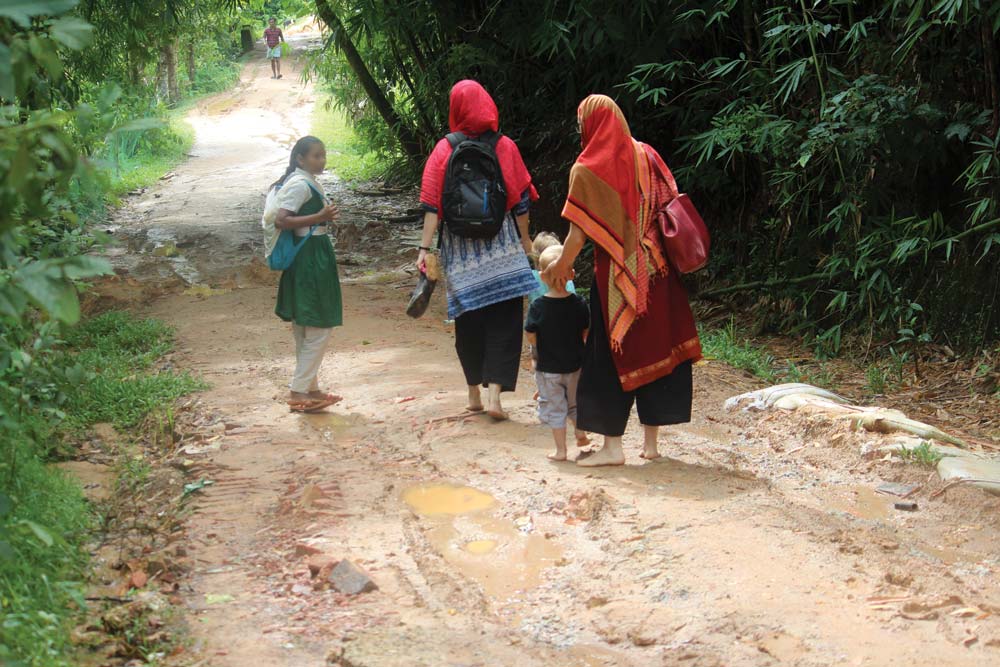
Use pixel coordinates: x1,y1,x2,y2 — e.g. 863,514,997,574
319,203,338,223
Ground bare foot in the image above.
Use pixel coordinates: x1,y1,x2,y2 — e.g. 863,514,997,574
467,385,484,412
486,383,507,421
548,451,568,461
575,432,591,447
577,437,625,467
640,425,660,460
577,447,625,467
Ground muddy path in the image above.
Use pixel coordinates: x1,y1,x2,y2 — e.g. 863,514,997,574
95,33,1000,667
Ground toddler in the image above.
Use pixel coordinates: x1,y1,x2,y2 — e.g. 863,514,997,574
525,245,590,460
529,232,576,304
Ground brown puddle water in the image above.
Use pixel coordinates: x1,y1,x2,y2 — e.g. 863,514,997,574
404,483,563,599
402,483,496,515
827,485,893,521
303,412,367,439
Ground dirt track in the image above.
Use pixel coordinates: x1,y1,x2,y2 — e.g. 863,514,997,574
98,33,1000,667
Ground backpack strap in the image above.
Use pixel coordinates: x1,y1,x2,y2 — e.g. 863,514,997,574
445,132,466,148
480,130,503,149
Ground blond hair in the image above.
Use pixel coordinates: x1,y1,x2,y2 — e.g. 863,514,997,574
532,231,561,256
538,245,563,273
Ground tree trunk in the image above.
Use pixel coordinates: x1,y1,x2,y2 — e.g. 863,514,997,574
313,0,425,163
161,42,179,106
187,41,196,89
156,49,168,102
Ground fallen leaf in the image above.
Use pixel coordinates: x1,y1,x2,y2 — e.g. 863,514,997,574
129,570,148,589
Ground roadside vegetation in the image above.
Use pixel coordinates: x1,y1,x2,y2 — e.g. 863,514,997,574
307,1,1000,364
0,1,249,664
310,95,381,181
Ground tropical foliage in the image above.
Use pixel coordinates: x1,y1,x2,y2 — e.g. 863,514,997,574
312,0,1000,352
1,1,245,664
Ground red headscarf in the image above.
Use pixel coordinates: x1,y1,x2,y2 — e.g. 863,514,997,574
562,95,701,390
562,95,672,351
420,80,538,213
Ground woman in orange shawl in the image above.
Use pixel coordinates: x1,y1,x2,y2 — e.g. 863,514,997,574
543,95,702,467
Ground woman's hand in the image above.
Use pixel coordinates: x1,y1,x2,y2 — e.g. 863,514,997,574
416,248,428,273
542,254,575,291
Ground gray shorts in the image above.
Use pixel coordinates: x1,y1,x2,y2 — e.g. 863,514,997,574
535,370,580,428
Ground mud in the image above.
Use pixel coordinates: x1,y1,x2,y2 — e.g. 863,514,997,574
85,30,1000,667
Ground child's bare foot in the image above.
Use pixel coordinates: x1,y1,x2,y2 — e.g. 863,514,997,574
486,383,507,421
548,450,568,461
575,432,591,447
467,385,484,412
639,449,662,460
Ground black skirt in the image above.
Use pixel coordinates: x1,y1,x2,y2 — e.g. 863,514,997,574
454,297,523,392
575,283,693,437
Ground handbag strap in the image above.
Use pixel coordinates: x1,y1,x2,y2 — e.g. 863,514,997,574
643,144,679,202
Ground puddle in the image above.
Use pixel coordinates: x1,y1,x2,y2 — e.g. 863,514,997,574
827,485,892,521
404,483,563,598
52,461,114,502
302,412,367,439
464,539,497,554
427,515,562,599
403,483,496,516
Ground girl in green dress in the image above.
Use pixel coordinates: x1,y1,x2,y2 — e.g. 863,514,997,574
272,136,344,412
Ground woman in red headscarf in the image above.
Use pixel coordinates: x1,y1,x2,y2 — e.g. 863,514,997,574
417,80,539,419
543,95,702,467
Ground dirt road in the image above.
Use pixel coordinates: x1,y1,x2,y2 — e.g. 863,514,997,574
101,34,1000,667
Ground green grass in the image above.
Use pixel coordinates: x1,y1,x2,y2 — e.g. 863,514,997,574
700,319,780,383
899,440,944,468
60,312,207,432
699,319,838,388
105,116,196,200
0,311,206,666
311,96,382,181
0,451,90,667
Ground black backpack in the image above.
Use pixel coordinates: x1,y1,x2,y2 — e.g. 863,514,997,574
440,131,508,240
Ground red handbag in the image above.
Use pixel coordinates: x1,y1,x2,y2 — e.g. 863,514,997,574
648,150,710,274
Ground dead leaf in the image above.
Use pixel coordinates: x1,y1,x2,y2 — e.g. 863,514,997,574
129,570,148,589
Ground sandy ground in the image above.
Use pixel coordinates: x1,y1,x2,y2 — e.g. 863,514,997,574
94,33,1000,667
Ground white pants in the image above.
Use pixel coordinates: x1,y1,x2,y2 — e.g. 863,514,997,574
290,325,332,393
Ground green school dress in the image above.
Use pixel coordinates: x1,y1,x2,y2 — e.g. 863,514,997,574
274,186,343,328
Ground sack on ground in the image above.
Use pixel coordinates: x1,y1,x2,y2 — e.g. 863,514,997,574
406,253,441,319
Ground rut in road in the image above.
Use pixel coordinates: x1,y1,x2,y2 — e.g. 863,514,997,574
104,30,1000,667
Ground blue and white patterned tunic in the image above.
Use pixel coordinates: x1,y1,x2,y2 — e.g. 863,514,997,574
439,213,537,319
